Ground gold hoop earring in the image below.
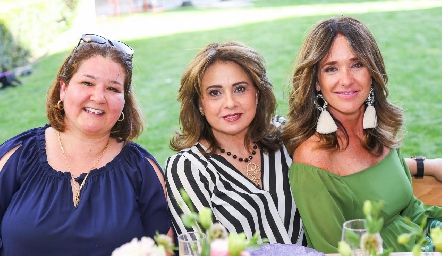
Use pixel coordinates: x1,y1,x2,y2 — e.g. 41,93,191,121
56,100,64,110
118,112,125,122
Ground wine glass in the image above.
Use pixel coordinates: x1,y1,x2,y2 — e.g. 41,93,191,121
178,231,206,256
341,219,368,256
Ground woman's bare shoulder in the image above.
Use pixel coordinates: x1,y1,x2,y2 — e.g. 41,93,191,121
292,135,330,168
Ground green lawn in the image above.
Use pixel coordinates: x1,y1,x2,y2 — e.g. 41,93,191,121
1,0,442,166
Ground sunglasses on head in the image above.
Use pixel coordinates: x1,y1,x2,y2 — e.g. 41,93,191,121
77,34,134,58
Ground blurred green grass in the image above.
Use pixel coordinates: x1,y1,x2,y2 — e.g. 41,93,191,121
1,0,442,166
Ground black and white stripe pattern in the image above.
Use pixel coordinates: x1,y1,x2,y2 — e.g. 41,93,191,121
165,142,304,244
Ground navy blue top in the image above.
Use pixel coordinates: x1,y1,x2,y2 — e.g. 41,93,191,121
0,125,171,256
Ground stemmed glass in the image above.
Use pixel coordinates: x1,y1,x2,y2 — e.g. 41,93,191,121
178,231,206,256
341,219,369,256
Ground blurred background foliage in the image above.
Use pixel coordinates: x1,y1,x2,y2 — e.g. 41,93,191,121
0,0,79,69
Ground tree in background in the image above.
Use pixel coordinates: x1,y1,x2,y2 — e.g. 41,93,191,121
0,0,80,69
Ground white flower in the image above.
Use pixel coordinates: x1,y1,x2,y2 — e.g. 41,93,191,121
360,232,383,253
112,237,166,256
208,222,228,240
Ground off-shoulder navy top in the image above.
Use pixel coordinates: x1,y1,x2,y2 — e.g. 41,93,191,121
0,125,171,256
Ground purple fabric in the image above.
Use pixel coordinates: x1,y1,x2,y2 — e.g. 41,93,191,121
249,243,325,256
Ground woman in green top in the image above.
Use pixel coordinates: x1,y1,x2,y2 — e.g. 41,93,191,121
281,15,442,253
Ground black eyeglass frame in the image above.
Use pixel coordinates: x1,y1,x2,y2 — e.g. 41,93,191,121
76,34,134,59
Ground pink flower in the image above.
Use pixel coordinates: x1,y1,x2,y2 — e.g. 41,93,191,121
210,239,230,256
209,239,250,256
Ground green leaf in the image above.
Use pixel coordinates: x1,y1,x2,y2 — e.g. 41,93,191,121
200,239,211,256
181,213,198,228
198,207,213,230
248,231,261,245
338,241,352,256
397,234,411,245
371,218,384,234
180,188,195,213
344,229,360,247
363,200,372,217
372,201,384,217
412,244,422,256
431,227,442,252
228,233,247,256
378,248,394,256
246,243,263,250
420,216,428,228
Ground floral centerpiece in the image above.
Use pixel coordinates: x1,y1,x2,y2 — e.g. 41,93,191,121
338,200,442,256
339,200,390,256
110,189,260,256
397,216,442,255
179,188,263,256
111,197,442,255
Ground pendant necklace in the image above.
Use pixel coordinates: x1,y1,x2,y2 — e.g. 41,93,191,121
57,131,110,207
221,143,261,188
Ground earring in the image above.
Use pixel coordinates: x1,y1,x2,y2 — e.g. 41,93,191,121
56,100,64,110
118,112,125,122
315,93,337,134
199,108,205,116
363,86,377,129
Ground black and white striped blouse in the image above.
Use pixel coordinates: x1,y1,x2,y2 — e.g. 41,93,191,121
165,142,305,245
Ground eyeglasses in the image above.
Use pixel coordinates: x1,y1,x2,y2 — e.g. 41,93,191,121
77,34,134,58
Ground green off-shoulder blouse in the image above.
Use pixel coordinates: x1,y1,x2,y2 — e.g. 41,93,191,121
289,149,442,253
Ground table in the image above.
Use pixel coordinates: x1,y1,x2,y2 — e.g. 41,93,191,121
413,176,442,206
248,243,442,255
326,253,442,255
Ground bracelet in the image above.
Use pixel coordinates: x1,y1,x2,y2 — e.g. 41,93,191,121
411,155,426,179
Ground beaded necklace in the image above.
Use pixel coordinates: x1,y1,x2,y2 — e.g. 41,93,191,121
220,143,258,162
220,143,261,188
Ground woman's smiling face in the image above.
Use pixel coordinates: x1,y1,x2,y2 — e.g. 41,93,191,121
316,34,372,120
199,60,257,141
60,55,126,136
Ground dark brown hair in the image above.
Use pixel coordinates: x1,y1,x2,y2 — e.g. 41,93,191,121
46,41,143,143
170,41,280,154
282,16,405,156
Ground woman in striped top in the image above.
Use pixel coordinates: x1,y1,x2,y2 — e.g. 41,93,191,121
165,41,305,245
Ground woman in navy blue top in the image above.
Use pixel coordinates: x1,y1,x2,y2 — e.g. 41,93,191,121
0,34,171,255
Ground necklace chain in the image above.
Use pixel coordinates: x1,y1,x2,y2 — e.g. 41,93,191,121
57,131,110,207
220,143,261,188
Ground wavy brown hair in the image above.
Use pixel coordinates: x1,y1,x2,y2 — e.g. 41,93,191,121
282,16,405,156
46,40,143,143
170,41,280,154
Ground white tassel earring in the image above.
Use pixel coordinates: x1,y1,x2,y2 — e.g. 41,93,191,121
315,93,337,134
363,86,377,129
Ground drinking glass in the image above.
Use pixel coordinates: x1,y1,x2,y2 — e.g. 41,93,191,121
341,219,368,256
178,231,206,256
